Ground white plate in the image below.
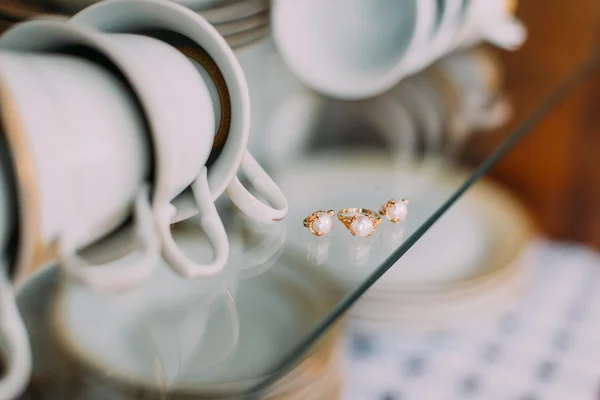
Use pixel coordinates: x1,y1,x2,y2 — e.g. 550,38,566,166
224,23,269,49
213,10,268,36
52,223,236,385
0,0,267,20
361,175,533,296
351,261,527,329
198,0,269,24
45,222,341,396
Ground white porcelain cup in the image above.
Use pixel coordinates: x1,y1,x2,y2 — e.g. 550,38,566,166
72,0,288,222
99,33,231,280
454,0,526,51
271,0,437,99
1,19,232,280
0,137,29,399
0,37,161,292
413,0,465,69
0,263,30,399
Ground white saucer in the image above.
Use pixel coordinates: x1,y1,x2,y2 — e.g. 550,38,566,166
51,222,236,385
38,220,341,396
213,10,268,36
197,0,269,24
224,23,269,49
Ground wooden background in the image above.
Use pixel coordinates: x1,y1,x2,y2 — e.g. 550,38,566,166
464,0,600,248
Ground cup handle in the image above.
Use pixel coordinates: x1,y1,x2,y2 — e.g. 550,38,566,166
0,267,31,399
232,219,286,275
482,16,527,51
226,152,288,224
157,167,229,279
58,185,160,292
474,95,512,130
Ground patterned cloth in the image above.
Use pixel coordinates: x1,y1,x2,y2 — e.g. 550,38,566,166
341,240,600,400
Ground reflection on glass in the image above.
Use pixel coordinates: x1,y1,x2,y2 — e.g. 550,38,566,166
347,237,373,268
306,235,332,267
381,223,407,251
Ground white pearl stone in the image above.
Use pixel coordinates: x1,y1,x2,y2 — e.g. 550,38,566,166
387,201,408,222
351,215,374,237
312,212,333,235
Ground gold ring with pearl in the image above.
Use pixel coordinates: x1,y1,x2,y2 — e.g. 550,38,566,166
337,208,382,237
303,210,335,236
379,199,409,223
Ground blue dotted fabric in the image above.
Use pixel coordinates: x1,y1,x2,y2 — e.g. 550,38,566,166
341,241,600,400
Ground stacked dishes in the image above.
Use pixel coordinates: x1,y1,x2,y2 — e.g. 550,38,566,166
15,219,343,399
349,175,534,330
190,0,270,49
0,0,270,48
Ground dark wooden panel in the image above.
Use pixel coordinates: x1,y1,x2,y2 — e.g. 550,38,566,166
464,0,600,247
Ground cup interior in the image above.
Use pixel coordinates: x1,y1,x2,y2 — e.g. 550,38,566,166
0,126,19,279
433,0,446,36
275,0,418,89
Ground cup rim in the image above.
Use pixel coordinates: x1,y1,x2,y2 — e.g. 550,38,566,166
72,0,251,200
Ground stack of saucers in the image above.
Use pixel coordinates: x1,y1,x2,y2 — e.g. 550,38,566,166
347,173,534,331
0,0,270,48
187,0,270,49
15,219,343,399
350,176,533,330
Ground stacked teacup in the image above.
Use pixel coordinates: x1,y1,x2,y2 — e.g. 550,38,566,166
271,0,526,99
0,0,288,398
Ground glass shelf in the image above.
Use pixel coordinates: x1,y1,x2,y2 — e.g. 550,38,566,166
6,4,600,400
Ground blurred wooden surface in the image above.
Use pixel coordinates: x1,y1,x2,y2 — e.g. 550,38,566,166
464,0,600,248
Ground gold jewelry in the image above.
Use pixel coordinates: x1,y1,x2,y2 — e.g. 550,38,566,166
379,199,409,223
337,208,382,237
303,210,334,236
